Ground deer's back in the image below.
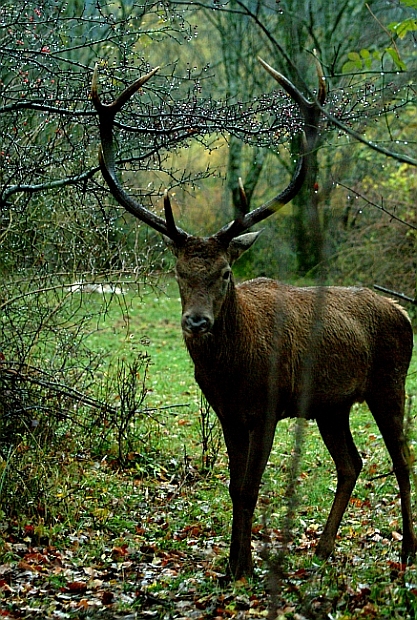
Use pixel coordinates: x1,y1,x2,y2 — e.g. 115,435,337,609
233,278,413,417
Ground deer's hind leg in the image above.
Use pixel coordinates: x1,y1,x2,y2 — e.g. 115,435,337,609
366,388,417,563
315,406,362,560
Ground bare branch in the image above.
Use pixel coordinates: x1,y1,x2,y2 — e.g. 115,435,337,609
337,181,417,230
374,285,416,305
0,167,99,205
318,101,417,167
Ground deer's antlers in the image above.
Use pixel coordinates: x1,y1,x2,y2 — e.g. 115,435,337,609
91,65,188,244
91,57,325,246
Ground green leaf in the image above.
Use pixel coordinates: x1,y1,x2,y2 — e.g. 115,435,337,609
341,61,359,73
342,49,376,73
399,0,417,8
385,47,407,71
345,51,363,70
388,18,417,38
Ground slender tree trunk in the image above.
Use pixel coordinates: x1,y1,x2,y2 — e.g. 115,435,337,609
292,145,323,276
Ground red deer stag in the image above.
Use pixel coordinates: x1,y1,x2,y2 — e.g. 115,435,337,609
91,60,416,579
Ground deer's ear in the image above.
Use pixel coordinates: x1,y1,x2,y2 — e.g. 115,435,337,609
228,231,261,263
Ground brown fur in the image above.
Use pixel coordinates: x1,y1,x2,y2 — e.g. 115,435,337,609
173,235,416,578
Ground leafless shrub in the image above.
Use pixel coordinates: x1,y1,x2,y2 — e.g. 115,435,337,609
199,395,222,474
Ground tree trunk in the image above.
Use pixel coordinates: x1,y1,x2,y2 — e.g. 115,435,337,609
292,144,323,276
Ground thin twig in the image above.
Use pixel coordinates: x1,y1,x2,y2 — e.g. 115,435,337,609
373,285,416,305
337,182,417,231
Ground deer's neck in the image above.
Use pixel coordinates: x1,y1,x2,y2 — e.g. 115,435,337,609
185,283,243,364
184,281,266,421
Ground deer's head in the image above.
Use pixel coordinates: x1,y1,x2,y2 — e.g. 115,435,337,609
91,58,324,339
167,232,258,337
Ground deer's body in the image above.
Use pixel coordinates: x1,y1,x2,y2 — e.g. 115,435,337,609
175,236,416,577
92,59,416,579
187,278,412,422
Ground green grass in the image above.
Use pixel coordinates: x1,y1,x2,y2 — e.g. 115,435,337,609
83,280,197,402
1,276,417,618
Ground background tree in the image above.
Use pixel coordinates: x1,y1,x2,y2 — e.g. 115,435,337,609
170,0,417,279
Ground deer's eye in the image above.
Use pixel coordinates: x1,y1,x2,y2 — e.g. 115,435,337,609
222,270,232,281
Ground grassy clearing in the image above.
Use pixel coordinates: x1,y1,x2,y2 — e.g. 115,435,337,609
1,277,417,618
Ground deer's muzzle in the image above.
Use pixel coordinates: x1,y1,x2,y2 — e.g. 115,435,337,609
181,312,213,336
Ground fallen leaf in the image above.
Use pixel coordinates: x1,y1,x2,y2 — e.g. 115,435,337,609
65,581,88,594
18,560,41,573
102,590,114,605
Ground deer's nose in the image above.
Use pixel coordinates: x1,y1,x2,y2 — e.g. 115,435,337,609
182,313,212,335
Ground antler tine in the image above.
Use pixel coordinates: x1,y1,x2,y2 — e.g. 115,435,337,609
313,49,326,106
257,56,324,149
238,177,248,218
91,64,160,114
91,65,188,244
216,56,325,245
164,189,184,241
257,57,311,112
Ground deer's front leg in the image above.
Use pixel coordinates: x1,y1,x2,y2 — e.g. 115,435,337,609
222,418,276,579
